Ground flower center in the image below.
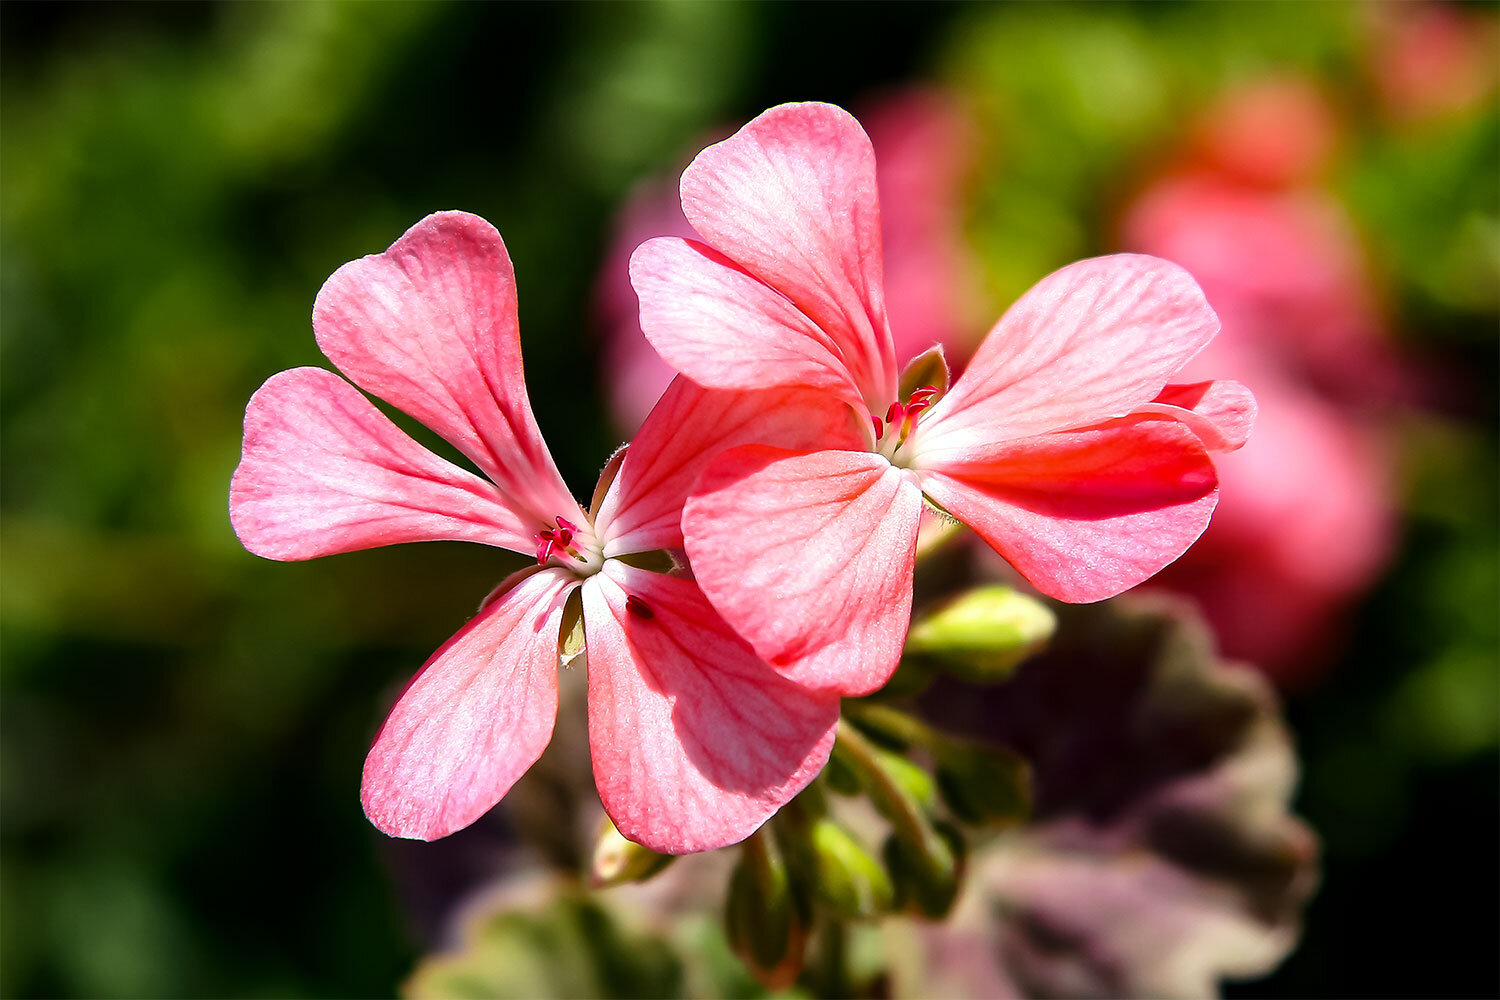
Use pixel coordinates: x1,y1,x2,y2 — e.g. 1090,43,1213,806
535,515,605,575
871,384,936,464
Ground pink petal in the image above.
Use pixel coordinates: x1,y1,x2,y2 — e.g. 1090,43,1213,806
230,367,533,560
917,255,1220,459
582,562,839,854
1138,380,1257,452
313,211,582,531
362,568,576,840
915,418,1219,603
683,447,922,695
630,237,866,409
680,102,899,411
593,376,864,556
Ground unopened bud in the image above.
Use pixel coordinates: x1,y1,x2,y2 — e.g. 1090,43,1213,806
725,831,805,988
808,819,894,920
935,742,1031,829
590,818,673,889
883,820,965,919
905,585,1055,682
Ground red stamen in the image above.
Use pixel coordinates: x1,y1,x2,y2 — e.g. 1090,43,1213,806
556,517,579,534
885,401,906,426
905,399,931,421
909,384,938,402
626,595,655,620
871,415,884,440
535,535,556,566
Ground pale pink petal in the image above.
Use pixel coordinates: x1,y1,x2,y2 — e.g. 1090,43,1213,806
680,102,899,411
630,237,865,408
917,255,1220,458
683,447,922,695
1137,380,1257,452
313,211,582,531
582,562,839,854
362,568,576,840
230,367,533,560
916,418,1219,603
593,376,864,556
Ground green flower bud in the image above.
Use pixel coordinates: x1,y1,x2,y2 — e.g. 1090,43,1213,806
934,741,1031,829
725,831,805,989
883,820,965,919
590,817,674,889
905,585,1055,682
808,819,894,920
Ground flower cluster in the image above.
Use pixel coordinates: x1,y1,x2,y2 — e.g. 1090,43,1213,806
230,102,1253,854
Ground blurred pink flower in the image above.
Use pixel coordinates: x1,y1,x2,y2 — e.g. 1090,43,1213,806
1122,79,1402,681
231,211,841,853
1366,2,1500,121
1186,76,1339,188
595,89,981,433
632,102,1248,697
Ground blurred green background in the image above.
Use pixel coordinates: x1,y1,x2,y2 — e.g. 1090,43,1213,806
2,2,1495,997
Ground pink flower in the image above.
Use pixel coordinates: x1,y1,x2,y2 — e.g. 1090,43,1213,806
596,90,982,433
630,102,1251,697
230,211,845,853
1121,94,1402,680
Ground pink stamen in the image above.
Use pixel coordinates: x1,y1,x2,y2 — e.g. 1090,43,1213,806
556,517,579,534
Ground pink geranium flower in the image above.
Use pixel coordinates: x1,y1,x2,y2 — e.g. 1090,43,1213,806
230,211,847,853
595,89,983,434
630,102,1252,696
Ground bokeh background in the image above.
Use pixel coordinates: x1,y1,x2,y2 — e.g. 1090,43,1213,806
2,2,1496,996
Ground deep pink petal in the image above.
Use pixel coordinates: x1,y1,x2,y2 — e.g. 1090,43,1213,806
916,418,1219,603
230,367,533,560
1138,380,1257,452
361,568,576,840
313,211,582,530
917,255,1220,458
680,102,898,411
683,447,921,695
582,562,839,854
630,237,865,408
594,376,864,556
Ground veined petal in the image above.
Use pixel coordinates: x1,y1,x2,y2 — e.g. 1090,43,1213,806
630,237,865,409
917,255,1220,458
595,376,864,557
313,211,582,530
583,562,839,854
916,418,1219,604
361,568,576,841
683,447,921,695
230,367,533,560
680,102,899,411
1137,380,1257,453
